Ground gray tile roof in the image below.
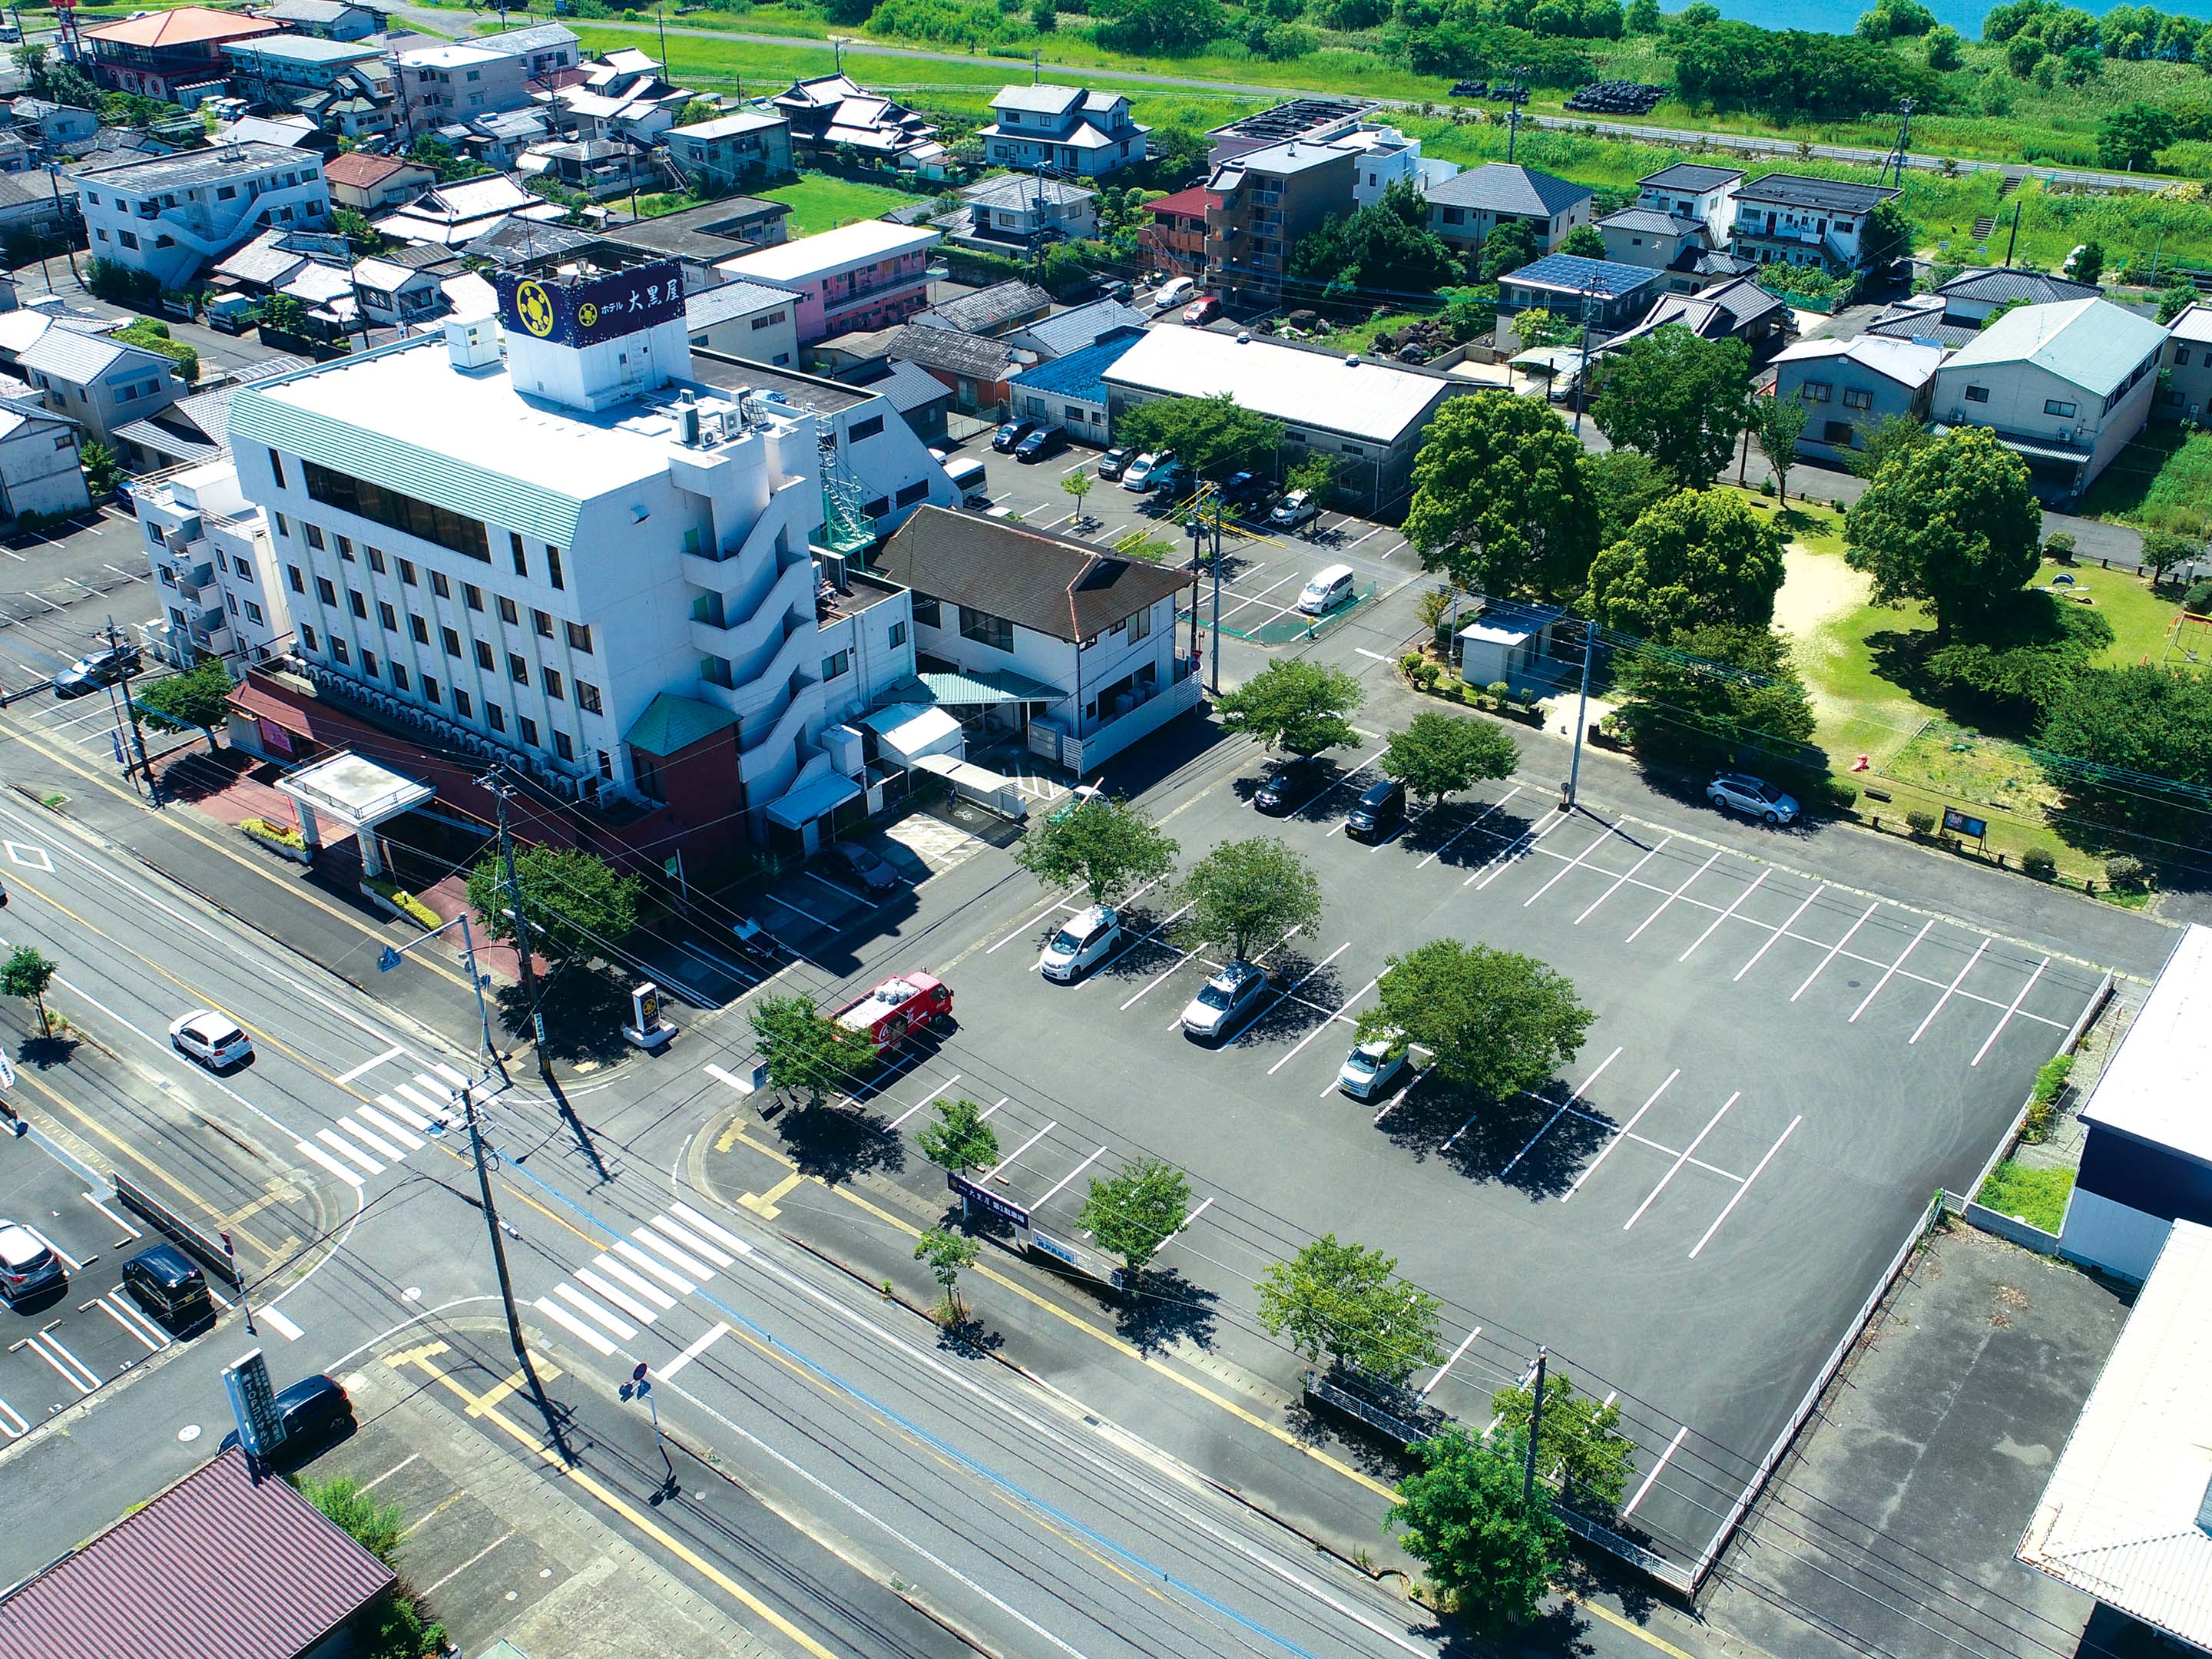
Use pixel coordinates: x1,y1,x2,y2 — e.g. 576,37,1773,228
1018,297,1148,358
842,356,951,416
876,505,1191,643
19,329,167,384
960,172,1094,212
1735,172,1897,215
1597,207,1702,238
1938,267,2102,306
889,322,1027,379
1638,162,1743,193
919,279,1050,336
1424,162,1591,218
684,276,796,331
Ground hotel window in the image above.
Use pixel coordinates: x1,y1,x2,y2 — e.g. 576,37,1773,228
424,674,441,704
575,680,602,714
543,667,564,700
518,714,538,747
889,621,907,649
822,649,850,680
959,607,1014,652
398,557,417,586
465,584,484,611
316,576,337,606
331,637,349,664
336,535,354,562
392,663,410,692
442,624,462,657
533,608,554,638
267,449,286,488
547,546,565,590
378,600,398,631
510,531,528,577
508,652,528,684
432,570,451,598
497,595,518,625
366,547,386,574
303,460,490,561
348,589,367,619
304,524,326,550
410,613,429,644
454,687,472,717
287,565,305,594
362,648,379,678
554,730,575,761
301,624,318,651
565,621,592,652
485,702,505,733
475,640,495,671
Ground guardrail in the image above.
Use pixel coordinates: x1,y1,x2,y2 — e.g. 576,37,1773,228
111,1172,241,1288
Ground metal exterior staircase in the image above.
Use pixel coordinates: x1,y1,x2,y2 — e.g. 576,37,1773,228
816,430,875,558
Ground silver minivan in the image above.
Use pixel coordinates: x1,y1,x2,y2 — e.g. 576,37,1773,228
1296,564,1356,616
1039,904,1121,982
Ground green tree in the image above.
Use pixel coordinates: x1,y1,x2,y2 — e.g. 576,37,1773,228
465,844,641,962
2,945,56,1037
915,1226,980,1322
1214,660,1363,757
1098,0,1229,53
1406,389,1600,602
1584,449,1675,545
2098,101,2176,169
1844,426,2043,641
2142,528,2197,586
1510,306,1581,350
1288,180,1456,300
1285,452,1339,505
1591,326,1752,488
1111,393,1283,481
1476,217,1543,283
2070,240,2105,286
1257,1234,1444,1384
679,97,721,125
1845,411,1930,480
2038,664,2212,836
1181,836,1323,963
133,656,233,742
1080,1157,1191,1280
1379,711,1519,806
1860,197,1914,269
749,994,869,1109
1387,1426,1566,1630
918,1095,1001,1177
1012,791,1178,906
1556,223,1608,259
1488,1371,1637,1510
1357,939,1591,1100
1608,624,1820,773
1061,465,1093,520
79,441,121,497
1584,487,1786,643
300,1475,407,1565
2160,282,2200,325
1746,390,1811,503
1925,22,1963,65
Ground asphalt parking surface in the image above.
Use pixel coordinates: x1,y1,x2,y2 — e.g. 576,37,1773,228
0,508,161,697
733,753,2102,1574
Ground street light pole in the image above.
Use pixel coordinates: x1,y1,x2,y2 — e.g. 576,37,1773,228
376,909,511,1084
1564,617,1593,812
462,1081,535,1389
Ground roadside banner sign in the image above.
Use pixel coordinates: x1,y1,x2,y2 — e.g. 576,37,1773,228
945,1171,1029,1230
1942,806,1988,841
223,1349,286,1459
0,1048,16,1089
1024,1227,1123,1291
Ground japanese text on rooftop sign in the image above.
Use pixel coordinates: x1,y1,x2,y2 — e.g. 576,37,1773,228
494,260,684,347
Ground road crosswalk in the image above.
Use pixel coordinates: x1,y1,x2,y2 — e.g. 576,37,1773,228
293,1060,476,1187
528,1203,748,1359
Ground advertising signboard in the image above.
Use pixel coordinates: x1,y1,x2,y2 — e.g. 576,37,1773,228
1942,806,1988,840
494,261,684,348
223,1349,286,1460
945,1171,1029,1230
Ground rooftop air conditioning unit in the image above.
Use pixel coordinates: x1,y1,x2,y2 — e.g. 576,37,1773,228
444,313,502,371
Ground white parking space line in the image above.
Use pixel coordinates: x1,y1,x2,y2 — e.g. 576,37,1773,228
987,1121,1058,1183
1622,1092,1739,1230
533,1295,616,1356
889,1075,960,1130
1522,824,1615,908
1371,1063,1431,1120
1341,525,1382,551
1121,936,1207,1009
988,893,1081,953
1793,902,1878,1002
1421,1324,1482,1396
85,1295,161,1353
1972,958,2050,1066
1850,919,1933,1023
1468,810,1570,888
1624,1426,1690,1518
1237,942,1348,1044
1498,1047,1623,1180
1735,884,1823,982
1150,1195,1214,1260
18,1333,94,1393
1624,849,1723,943
1418,786,1524,869
1689,1116,1800,1260
28,1227,80,1272
1909,936,1990,1045
979,1097,1008,1120
101,1291,170,1350
1273,975,1376,1076
0,1399,31,1436
761,889,838,929
42,1330,102,1391
1677,867,1769,962
1216,571,1300,624
1572,836,1667,925
81,1190,139,1238
660,1321,730,1381
1035,1147,1108,1207
336,1045,406,1084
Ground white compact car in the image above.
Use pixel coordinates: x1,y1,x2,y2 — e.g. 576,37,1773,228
1039,904,1121,983
169,1009,254,1070
1181,960,1270,1042
1338,1033,1409,1100
1297,564,1356,616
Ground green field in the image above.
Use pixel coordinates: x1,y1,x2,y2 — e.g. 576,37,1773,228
757,174,919,233
2081,425,2212,535
1975,1162,2075,1233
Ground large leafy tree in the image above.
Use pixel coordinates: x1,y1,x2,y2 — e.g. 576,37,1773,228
1014,793,1177,906
1379,712,1520,806
2098,101,2176,170
1489,1371,1637,1511
1181,836,1323,963
1387,1426,1567,1631
1080,1157,1192,1280
1746,390,1811,504
1476,217,1544,283
2,945,56,1038
1584,487,1786,643
1288,180,1457,301
749,994,873,1109
1406,390,1601,602
133,656,233,742
1111,394,1283,482
1098,0,1230,52
1357,939,1591,1100
1608,623,1820,773
1584,449,1675,545
1214,661,1362,757
1591,326,1752,488
1257,1235,1444,1385
2038,664,2212,838
465,844,641,962
918,1096,1001,1177
1844,426,2042,641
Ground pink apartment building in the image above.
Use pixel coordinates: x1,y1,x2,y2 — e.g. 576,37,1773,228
717,220,942,345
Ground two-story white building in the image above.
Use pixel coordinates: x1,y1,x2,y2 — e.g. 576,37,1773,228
1633,163,1741,247
1727,173,1899,276
977,84,1149,179
0,396,90,523
72,143,333,290
2158,303,2212,424
135,459,292,671
17,329,184,444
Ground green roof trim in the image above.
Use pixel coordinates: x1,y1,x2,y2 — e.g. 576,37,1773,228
919,667,1062,706
229,383,590,549
624,691,740,755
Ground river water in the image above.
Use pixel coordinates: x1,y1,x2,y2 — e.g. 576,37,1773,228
1701,0,2212,37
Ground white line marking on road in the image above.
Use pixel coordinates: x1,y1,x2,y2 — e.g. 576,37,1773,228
1910,935,1990,1045
575,1269,660,1327
359,1453,421,1492
19,1334,92,1393
1574,836,1667,924
1121,937,1205,1008
761,889,837,929
554,1283,637,1342
420,1533,518,1598
612,1238,694,1296
533,1295,616,1356
336,1045,406,1084
1150,1195,1214,1258
1418,786,1523,869
988,1121,1057,1183
81,1190,138,1238
660,1321,730,1381
670,1203,751,1256
594,1254,677,1310
889,1076,959,1130
1623,1092,1739,1230
1678,867,1769,962
316,1128,385,1175
101,1290,170,1350
42,1331,101,1391
650,1214,733,1268
1624,1426,1689,1518
1422,1325,1482,1396
1290,747,1381,820
1522,824,1614,908
1625,849,1723,943
1972,958,2050,1067
0,1398,26,1436
631,1227,710,1282
1793,902,1879,1002
374,1092,432,1131
979,1097,1008,1120
1277,976,1377,1077
355,1104,422,1150
335,1117,404,1163
1470,809,1569,888
260,1305,305,1341
704,1064,756,1097
1238,942,1348,1044
1690,1117,1800,1260
392,1081,453,1124
1354,647,1392,662
1033,1147,1108,1208
86,1295,160,1352
28,1227,79,1272
1499,1047,1623,1179
1736,884,1824,981
296,1139,364,1187
988,893,1080,954
1851,919,1934,1023
430,1063,469,1090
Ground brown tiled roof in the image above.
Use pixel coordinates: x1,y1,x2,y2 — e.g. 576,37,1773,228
0,1446,395,1659
323,151,417,190
82,5,283,46
875,506,1192,644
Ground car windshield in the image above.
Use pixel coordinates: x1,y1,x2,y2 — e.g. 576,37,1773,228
1346,1049,1379,1075
1197,979,1238,1010
1049,928,1084,954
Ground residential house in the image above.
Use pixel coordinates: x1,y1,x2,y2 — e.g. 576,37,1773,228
520,137,657,203
78,5,284,104
1866,267,2104,352
0,133,34,175
1207,138,1356,305
1492,253,1663,349
323,151,435,215
1422,163,1593,260
1727,173,1899,276
551,48,690,145
224,36,386,104
72,144,332,290
434,108,552,174
214,114,336,156
10,98,101,151
1768,334,1942,462
977,84,1148,179
474,22,583,82
1932,296,2166,504
1633,162,1742,247
257,0,383,38
2159,303,2212,422
916,279,1051,338
831,353,952,447
137,459,293,667
0,396,88,521
1139,186,1209,278
716,220,940,344
0,169,79,243
665,111,796,193
207,224,348,303
393,28,581,137
292,75,398,142
684,276,800,366
1007,325,1145,448
771,74,948,176
1103,327,1472,514
353,253,449,332
375,174,565,248
1004,296,1150,359
1602,275,1790,363
871,505,1197,770
601,197,793,292
935,173,1096,253
1334,122,1459,210
1205,97,1371,169
108,355,313,471
459,214,598,271
884,322,1033,416
1594,207,1707,273
18,321,183,445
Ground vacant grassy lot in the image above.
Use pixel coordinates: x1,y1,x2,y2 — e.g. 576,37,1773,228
2080,425,2212,536
1975,1162,2075,1233
757,174,918,233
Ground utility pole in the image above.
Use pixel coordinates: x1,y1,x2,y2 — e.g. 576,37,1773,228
1571,293,1600,437
462,1081,536,1389
2005,200,2022,270
1564,619,1593,810
1184,512,1204,667
1207,506,1223,694
103,616,150,790
46,164,78,283
1522,1346,1548,1504
1505,66,1528,164
481,769,550,1075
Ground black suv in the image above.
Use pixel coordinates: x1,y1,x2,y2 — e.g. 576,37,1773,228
1344,777,1406,841
122,1243,210,1327
1253,757,1326,816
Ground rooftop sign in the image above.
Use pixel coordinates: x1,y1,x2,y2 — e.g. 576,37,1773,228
494,257,684,348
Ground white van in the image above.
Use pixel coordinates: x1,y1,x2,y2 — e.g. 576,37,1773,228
1153,276,1195,313
1296,564,1356,616
943,456,990,508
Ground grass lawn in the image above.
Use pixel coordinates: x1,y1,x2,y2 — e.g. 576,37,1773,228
1314,312,1427,353
757,174,918,234
1975,1162,2075,1233
2078,424,2212,535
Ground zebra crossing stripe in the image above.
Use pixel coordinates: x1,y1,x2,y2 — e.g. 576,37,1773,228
316,1128,383,1175
554,1283,637,1342
336,1118,404,1162
591,1253,676,1310
296,1139,363,1187
575,1268,659,1326
612,1238,694,1296
648,1214,732,1268
533,1296,614,1356
374,1092,433,1131
631,1227,710,1280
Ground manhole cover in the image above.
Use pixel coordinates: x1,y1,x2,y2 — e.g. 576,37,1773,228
177,1424,201,1442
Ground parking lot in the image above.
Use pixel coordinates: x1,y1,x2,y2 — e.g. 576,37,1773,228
0,508,161,699
734,753,2101,1573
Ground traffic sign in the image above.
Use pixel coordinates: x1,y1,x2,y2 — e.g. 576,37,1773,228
223,1349,286,1459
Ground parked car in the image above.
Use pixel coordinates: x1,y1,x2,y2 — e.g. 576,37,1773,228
1015,426,1067,464
1337,1033,1409,1100
272,1373,356,1449
1296,563,1356,616
1344,776,1406,842
1039,904,1122,983
1153,276,1195,312
0,1223,65,1306
1048,783,1103,825
1180,959,1270,1042
1097,447,1132,482
826,839,899,896
1217,471,1270,513
51,643,141,700
169,1008,253,1070
122,1243,210,1327
1253,756,1326,816
1148,461,1195,501
1121,452,1166,492
992,418,1037,454
1707,773,1800,826
1183,295,1222,326
1270,490,1320,532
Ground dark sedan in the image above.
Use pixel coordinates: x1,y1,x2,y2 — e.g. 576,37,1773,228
52,643,141,700
1253,757,1327,816
992,419,1037,454
1015,426,1067,464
